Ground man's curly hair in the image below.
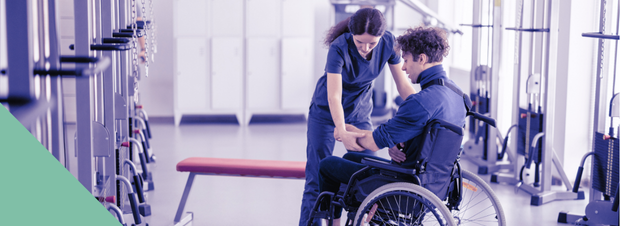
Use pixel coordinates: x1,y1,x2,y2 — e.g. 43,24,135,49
396,26,450,63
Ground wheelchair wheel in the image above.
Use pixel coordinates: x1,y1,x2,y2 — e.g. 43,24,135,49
451,170,506,225
353,182,456,226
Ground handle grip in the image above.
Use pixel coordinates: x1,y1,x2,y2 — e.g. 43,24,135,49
33,57,110,76
59,56,99,63
141,140,150,163
139,152,149,180
573,167,584,193
144,120,152,139
90,43,131,51
113,29,144,37
133,175,145,203
142,131,150,149
581,32,620,40
506,27,550,32
119,29,144,33
459,24,493,28
467,111,496,128
103,37,131,44
127,193,142,224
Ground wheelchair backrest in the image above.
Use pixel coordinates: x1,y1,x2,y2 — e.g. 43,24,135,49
401,119,464,199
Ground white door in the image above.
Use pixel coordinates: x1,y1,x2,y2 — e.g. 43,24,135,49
246,0,280,37
281,0,313,37
173,0,209,37
247,38,280,110
176,37,209,110
281,38,313,109
211,37,243,109
211,0,243,37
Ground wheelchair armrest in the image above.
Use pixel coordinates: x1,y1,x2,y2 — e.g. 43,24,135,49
467,111,496,128
361,158,416,175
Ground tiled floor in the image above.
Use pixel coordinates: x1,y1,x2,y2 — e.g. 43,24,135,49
138,121,591,226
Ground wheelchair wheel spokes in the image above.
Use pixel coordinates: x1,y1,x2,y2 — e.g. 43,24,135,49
450,170,506,226
368,197,423,225
354,182,456,226
362,192,443,226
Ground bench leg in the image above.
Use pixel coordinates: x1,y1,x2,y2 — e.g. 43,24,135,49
174,173,196,223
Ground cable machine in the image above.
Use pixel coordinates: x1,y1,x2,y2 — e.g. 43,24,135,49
491,0,582,206
558,0,619,224
459,0,512,176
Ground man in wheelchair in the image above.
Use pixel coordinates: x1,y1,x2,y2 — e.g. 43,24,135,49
310,26,472,226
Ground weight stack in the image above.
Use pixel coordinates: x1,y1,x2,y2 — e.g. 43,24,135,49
593,132,619,197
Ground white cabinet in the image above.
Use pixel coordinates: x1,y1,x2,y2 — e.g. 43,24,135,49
246,0,280,37
211,38,243,110
280,0,313,112
282,38,313,110
247,38,279,110
174,0,314,126
174,0,244,125
175,38,209,111
282,0,313,37
210,0,243,36
173,0,208,37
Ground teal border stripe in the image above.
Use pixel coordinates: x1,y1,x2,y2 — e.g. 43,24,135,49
0,105,121,225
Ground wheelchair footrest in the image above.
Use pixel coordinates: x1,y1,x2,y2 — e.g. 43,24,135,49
308,192,336,223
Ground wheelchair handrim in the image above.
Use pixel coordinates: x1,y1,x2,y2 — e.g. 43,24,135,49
353,182,456,226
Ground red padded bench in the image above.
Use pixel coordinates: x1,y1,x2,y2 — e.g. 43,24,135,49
173,157,306,225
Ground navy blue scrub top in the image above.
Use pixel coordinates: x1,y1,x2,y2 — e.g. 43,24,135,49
309,31,401,123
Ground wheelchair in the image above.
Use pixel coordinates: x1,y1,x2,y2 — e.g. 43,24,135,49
307,114,506,226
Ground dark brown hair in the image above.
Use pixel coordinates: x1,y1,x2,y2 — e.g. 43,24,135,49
396,26,450,63
323,8,386,46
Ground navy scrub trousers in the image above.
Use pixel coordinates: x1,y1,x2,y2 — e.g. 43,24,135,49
300,114,372,226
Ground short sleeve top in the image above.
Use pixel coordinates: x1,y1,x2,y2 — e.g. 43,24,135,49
309,31,401,123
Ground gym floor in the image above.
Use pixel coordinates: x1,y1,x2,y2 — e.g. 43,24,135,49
139,120,590,226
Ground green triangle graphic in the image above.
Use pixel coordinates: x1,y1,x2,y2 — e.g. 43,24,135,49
0,105,121,225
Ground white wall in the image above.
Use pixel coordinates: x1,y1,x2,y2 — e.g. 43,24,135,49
139,0,174,119
393,1,424,32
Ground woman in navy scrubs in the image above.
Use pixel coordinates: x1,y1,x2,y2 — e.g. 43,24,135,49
299,7,415,226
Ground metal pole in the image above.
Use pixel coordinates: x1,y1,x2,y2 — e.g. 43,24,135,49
470,0,481,139
46,0,67,163
101,0,117,201
74,0,95,193
540,0,554,193
589,0,611,202
511,0,525,177
6,0,34,102
487,0,501,169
